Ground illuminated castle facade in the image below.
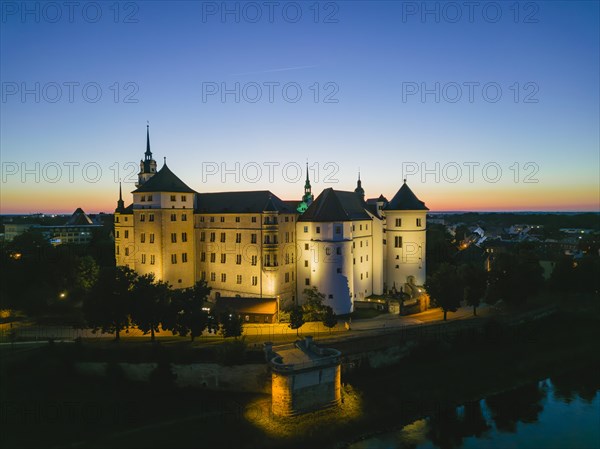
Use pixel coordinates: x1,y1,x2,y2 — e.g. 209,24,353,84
114,128,428,315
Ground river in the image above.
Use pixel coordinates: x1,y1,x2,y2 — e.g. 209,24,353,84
348,364,600,449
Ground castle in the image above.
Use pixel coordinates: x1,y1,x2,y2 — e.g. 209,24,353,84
114,127,428,316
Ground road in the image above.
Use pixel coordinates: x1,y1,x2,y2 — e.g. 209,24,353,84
0,304,492,346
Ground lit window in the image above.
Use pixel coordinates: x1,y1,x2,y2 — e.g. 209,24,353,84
171,254,177,264
182,253,188,263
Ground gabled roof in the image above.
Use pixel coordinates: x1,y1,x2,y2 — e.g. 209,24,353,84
133,164,196,194
299,188,371,222
196,191,296,214
384,182,429,211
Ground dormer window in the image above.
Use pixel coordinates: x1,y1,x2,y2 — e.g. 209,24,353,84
181,195,187,202
141,195,146,202
170,195,176,201
148,195,153,201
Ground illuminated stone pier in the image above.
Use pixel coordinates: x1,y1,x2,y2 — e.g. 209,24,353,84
266,337,342,417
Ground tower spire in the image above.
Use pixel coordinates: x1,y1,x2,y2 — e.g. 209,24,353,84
355,169,365,202
116,182,125,212
145,122,151,158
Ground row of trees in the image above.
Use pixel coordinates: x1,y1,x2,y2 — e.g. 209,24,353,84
83,266,243,341
287,287,338,335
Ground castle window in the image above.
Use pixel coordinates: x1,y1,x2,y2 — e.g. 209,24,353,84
416,218,422,227
182,232,187,242
396,218,401,227
235,216,240,223
116,245,119,255
304,226,308,233
285,232,289,243
335,225,342,234
210,216,215,222
360,256,363,263
337,268,341,273
220,216,225,222
220,232,226,243
221,273,226,282
236,254,242,264
285,253,289,264
140,214,145,222
337,247,341,255
200,216,205,222
201,252,206,262
141,233,146,243
305,278,310,286
264,254,271,266
170,195,176,201
200,232,205,242
221,254,226,263
360,241,363,247
237,275,242,284
210,232,215,242
352,225,355,231
150,255,155,265
285,273,289,283
361,273,363,280
149,214,154,222
210,253,216,263
353,258,355,265
171,233,177,243
251,234,257,244
182,253,188,263
395,265,399,269
181,195,187,202
124,230,129,238
252,276,258,286
366,271,369,278
326,247,331,256
383,239,386,245
366,241,369,246
252,216,257,223
251,255,257,266
116,231,120,238
182,214,187,221
285,217,289,222
210,272,216,281
141,195,146,202
360,224,363,230
366,254,368,261
395,236,403,248
366,224,369,230
148,195,153,201
305,243,309,250
124,217,128,222
305,260,308,267
201,271,206,280
150,233,155,243
171,254,177,264
141,254,146,264
264,235,270,244
170,213,176,221
115,217,119,223
316,226,321,234
236,233,241,243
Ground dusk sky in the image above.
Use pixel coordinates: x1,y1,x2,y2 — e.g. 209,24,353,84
1,0,598,213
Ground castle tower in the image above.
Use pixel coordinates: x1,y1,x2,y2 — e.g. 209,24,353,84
297,163,314,213
137,124,157,187
384,180,428,289
354,171,365,202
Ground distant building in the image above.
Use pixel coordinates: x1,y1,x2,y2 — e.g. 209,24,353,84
4,208,103,245
115,127,429,315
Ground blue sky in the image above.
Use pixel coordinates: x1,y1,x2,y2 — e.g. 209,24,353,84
1,0,599,212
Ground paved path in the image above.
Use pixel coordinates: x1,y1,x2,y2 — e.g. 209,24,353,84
0,304,493,346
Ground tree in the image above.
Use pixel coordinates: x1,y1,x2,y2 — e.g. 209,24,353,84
426,224,457,276
83,266,136,340
302,287,326,321
458,263,487,316
322,306,337,333
487,252,544,307
219,310,244,339
130,273,171,341
163,281,211,341
425,263,463,321
289,305,305,336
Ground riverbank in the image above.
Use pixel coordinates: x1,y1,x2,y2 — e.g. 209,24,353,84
1,297,598,448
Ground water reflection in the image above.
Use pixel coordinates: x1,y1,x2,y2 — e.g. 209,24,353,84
349,364,599,449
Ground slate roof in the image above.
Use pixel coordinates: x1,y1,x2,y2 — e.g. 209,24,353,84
133,164,196,194
298,188,372,222
196,191,296,214
384,182,429,211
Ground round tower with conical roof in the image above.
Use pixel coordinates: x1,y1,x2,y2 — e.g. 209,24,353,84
384,180,428,289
